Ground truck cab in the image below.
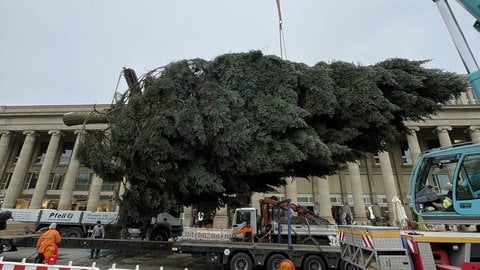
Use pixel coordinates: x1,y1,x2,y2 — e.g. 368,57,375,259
231,208,257,241
411,142,480,226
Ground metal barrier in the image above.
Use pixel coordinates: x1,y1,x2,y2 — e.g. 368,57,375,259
0,257,191,270
0,257,100,270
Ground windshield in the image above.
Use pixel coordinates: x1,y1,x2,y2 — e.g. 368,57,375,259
415,154,459,197
456,154,480,200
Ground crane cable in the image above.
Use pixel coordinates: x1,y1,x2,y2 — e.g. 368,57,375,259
275,0,287,59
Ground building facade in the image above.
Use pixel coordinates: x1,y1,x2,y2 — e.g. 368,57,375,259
1,91,479,227
0,105,115,211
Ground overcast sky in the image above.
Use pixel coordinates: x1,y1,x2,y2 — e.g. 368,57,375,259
1,0,480,106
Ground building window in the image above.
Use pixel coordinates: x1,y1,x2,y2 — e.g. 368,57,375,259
74,173,91,191
376,195,387,206
101,181,116,191
48,173,65,190
58,141,74,165
329,195,343,206
373,155,380,165
36,142,49,165
24,173,39,189
297,195,313,205
400,140,412,165
363,195,372,205
0,173,12,190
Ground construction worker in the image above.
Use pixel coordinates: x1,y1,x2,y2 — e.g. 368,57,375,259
35,223,61,263
90,220,105,259
233,221,254,242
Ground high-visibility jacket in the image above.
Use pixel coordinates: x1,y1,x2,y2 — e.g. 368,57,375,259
37,229,62,253
234,225,253,241
443,197,453,209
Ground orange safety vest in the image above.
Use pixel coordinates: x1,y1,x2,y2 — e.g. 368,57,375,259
235,225,253,241
37,229,62,253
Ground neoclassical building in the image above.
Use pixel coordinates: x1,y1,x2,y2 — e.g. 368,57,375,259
0,104,115,211
1,90,479,226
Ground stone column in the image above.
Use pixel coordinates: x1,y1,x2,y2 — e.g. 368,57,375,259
30,130,63,209
458,92,469,105
58,131,83,210
313,176,335,224
213,205,229,229
435,126,452,147
0,131,14,177
468,126,480,142
86,174,103,211
406,127,421,166
183,206,193,227
284,177,297,202
378,151,399,226
3,131,37,208
347,162,367,223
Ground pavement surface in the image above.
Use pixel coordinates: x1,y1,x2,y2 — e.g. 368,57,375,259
0,247,212,270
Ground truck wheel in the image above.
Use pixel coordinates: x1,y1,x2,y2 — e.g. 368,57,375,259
62,228,83,238
340,261,357,270
150,230,169,241
266,254,286,270
303,255,326,270
230,253,253,270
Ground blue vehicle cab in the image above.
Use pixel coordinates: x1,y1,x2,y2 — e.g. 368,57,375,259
411,142,480,226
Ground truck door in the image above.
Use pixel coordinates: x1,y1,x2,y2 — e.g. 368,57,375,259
454,154,480,215
232,208,257,238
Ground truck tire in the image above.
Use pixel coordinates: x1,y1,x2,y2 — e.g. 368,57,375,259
303,255,326,270
62,227,84,238
340,261,356,270
266,254,286,270
149,230,169,241
230,253,253,270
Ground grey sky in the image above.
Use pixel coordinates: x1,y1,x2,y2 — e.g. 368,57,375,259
1,0,479,106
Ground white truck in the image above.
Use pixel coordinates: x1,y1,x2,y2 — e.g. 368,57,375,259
231,207,338,246
182,197,338,246
1,208,183,240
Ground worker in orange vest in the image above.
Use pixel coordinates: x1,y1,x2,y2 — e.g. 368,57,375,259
35,223,62,263
233,221,254,242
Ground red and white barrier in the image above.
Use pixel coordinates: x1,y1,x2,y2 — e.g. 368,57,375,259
361,233,374,249
107,264,140,270
0,257,100,270
0,257,180,270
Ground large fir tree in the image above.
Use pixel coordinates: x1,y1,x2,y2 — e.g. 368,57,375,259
76,51,467,225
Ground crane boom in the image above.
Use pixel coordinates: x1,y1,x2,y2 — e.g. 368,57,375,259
433,0,480,99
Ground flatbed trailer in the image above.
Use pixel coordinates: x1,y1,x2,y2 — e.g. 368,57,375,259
2,234,341,270
171,240,341,270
